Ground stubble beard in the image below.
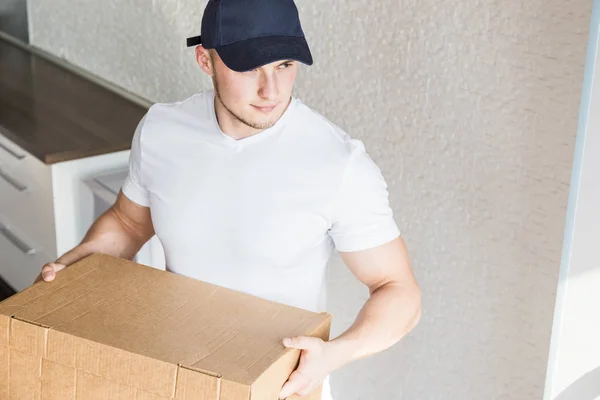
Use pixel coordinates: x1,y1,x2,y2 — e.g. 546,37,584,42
213,77,278,131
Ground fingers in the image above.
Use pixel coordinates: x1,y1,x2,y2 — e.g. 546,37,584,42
279,370,310,399
279,337,320,399
40,262,66,282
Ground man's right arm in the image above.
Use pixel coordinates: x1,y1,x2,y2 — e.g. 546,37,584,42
35,190,155,283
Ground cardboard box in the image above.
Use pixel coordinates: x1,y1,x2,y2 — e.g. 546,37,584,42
0,253,331,399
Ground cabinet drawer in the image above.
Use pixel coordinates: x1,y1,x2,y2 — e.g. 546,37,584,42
0,132,28,171
0,222,51,292
0,133,50,192
0,133,55,255
0,164,56,256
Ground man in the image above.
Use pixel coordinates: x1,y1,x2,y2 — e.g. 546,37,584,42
36,0,421,398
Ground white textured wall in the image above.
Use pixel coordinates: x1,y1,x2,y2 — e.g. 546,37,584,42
544,1,600,398
28,1,591,399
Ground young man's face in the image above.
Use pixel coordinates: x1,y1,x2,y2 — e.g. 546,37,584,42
198,48,298,131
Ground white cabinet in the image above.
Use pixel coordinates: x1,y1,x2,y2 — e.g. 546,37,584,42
0,138,56,256
0,132,164,292
0,224,51,294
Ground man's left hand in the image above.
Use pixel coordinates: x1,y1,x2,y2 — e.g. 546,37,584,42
278,336,347,399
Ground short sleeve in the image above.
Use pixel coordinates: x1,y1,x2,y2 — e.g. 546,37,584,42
121,115,150,207
328,142,400,252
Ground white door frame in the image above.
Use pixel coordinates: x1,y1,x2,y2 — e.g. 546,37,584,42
544,1,600,399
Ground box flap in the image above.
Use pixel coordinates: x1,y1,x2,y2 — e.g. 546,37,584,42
0,254,331,385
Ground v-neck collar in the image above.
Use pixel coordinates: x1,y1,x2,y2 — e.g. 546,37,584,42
209,90,297,150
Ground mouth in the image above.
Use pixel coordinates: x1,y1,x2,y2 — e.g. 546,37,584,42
251,103,278,114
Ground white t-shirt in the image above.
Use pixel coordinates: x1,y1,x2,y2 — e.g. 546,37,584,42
121,90,399,399
122,90,400,314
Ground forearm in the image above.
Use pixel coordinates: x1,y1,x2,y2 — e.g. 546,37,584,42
56,208,148,266
329,281,421,367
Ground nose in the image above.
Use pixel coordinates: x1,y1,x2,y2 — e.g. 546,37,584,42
258,71,279,100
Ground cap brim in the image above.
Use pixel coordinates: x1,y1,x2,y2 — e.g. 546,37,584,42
215,35,313,72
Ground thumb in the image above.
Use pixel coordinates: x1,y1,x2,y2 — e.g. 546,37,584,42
41,262,66,281
282,336,318,351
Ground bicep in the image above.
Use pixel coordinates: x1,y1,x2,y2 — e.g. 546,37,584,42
110,190,155,244
339,236,417,293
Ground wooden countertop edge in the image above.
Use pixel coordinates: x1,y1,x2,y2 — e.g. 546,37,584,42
0,126,132,165
0,33,150,165
42,144,132,165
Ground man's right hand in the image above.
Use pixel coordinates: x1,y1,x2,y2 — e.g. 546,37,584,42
34,262,67,283
31,190,155,286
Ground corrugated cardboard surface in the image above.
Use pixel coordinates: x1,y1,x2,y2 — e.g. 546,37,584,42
0,253,331,399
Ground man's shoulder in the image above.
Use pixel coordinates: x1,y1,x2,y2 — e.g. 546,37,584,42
291,99,364,158
145,91,212,122
135,91,214,146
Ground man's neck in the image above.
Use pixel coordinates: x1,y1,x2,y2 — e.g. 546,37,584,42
214,96,262,141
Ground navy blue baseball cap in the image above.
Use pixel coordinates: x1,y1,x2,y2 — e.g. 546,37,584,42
186,0,313,72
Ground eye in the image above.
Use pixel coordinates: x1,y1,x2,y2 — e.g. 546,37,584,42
279,62,294,69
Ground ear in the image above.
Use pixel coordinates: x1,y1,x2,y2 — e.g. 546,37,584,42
195,46,214,76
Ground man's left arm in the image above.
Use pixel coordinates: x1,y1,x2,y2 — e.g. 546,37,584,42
279,236,421,398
